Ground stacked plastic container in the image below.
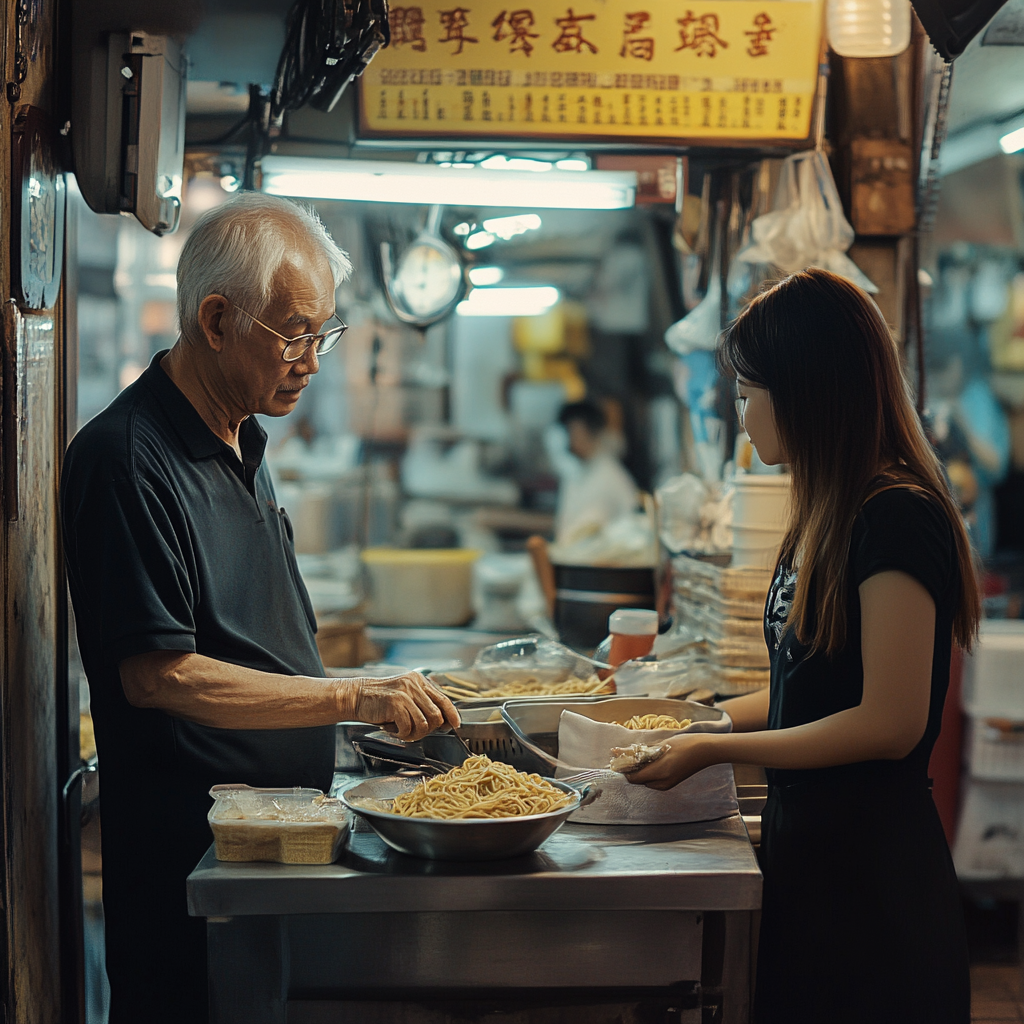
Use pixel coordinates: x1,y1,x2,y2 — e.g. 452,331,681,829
672,553,772,695
953,621,1024,879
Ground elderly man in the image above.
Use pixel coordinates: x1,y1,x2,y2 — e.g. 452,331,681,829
60,192,458,1024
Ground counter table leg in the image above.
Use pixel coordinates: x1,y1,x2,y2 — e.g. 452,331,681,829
207,916,289,1024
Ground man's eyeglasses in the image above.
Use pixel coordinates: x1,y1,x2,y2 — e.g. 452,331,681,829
231,302,348,363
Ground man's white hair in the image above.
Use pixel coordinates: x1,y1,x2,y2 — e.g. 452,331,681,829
176,191,352,344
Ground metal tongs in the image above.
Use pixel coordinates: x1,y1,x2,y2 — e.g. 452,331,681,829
349,740,455,777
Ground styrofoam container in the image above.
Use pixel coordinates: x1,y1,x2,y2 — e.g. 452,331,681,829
953,779,1024,880
731,523,785,570
965,715,1024,783
732,474,791,531
361,548,481,627
962,619,1024,718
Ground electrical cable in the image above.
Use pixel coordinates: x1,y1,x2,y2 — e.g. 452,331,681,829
271,0,390,120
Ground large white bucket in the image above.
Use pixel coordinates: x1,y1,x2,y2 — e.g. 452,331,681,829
733,474,792,531
732,523,785,570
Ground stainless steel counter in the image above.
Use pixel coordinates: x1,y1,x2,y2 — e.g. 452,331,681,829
187,787,762,1024
188,814,761,918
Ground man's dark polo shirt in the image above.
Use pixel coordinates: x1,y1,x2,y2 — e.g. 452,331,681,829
61,351,334,795
61,352,337,1020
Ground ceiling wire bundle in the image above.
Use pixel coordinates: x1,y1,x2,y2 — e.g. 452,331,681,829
230,0,390,188
271,0,391,120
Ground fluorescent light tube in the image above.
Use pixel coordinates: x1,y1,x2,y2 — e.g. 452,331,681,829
482,213,541,239
456,286,559,317
260,157,636,210
1000,125,1024,154
468,266,504,286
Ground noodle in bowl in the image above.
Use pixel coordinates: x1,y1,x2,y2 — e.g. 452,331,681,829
341,760,583,861
389,756,574,820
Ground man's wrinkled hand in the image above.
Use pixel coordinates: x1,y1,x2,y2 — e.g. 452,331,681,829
340,672,460,741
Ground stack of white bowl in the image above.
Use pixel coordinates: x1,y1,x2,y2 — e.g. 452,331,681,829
731,475,792,570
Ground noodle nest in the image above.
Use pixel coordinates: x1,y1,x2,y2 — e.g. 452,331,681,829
613,714,692,731
388,755,575,820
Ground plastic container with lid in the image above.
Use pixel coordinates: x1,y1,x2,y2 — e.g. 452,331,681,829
207,785,348,864
608,608,660,667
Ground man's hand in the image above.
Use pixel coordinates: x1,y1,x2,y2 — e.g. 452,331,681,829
339,672,461,742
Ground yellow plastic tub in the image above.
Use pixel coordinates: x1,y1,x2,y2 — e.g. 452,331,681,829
361,548,481,627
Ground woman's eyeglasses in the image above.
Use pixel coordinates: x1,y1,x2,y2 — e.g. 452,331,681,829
734,395,747,428
231,302,348,363
734,381,766,429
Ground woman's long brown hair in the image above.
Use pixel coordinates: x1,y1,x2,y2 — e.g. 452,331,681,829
718,268,980,656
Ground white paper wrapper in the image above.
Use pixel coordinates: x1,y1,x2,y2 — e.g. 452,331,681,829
556,710,738,825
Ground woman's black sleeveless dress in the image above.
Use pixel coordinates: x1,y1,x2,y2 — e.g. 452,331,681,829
753,487,970,1024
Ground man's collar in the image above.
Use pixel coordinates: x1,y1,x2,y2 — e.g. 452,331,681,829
139,351,267,465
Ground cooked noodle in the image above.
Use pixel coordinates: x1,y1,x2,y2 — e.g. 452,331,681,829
440,674,610,700
478,676,604,698
389,755,574,820
613,714,692,731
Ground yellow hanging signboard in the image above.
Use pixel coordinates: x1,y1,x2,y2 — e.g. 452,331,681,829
358,0,824,144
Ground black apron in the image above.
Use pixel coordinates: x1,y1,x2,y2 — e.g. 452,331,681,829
754,485,970,1023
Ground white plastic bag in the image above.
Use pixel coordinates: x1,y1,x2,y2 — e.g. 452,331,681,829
612,651,714,698
556,710,738,825
655,474,733,554
737,151,877,294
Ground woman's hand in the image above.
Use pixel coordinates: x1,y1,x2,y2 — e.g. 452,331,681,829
624,734,717,790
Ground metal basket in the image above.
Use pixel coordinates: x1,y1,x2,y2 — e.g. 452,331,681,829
455,708,552,774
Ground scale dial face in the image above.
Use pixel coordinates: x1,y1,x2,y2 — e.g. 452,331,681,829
392,240,462,318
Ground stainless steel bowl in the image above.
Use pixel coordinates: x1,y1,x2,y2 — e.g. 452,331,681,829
340,774,582,861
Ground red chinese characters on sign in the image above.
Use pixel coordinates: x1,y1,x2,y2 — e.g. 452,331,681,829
552,8,598,54
438,8,478,53
492,9,540,55
674,11,729,57
745,12,776,56
620,11,655,60
389,7,428,50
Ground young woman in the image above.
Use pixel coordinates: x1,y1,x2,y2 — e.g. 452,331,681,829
629,268,978,1023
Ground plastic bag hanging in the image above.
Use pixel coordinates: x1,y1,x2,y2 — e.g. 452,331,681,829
737,150,878,294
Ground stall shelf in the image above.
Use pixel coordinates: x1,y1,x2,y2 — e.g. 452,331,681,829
187,775,762,1024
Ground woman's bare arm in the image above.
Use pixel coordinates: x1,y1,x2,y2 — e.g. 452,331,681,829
119,650,460,741
716,687,770,732
629,570,934,789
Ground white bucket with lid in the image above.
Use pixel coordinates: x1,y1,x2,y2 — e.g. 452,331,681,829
733,474,792,531
732,523,785,570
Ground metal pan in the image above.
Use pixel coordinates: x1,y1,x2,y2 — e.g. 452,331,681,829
500,697,729,773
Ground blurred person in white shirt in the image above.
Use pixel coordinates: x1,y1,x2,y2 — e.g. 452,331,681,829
553,400,638,545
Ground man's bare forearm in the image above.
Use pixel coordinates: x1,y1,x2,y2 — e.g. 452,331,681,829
120,650,351,729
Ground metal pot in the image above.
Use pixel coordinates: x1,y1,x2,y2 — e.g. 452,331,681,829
552,563,656,651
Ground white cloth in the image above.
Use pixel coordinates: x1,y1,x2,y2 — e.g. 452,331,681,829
555,453,638,546
556,710,738,825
